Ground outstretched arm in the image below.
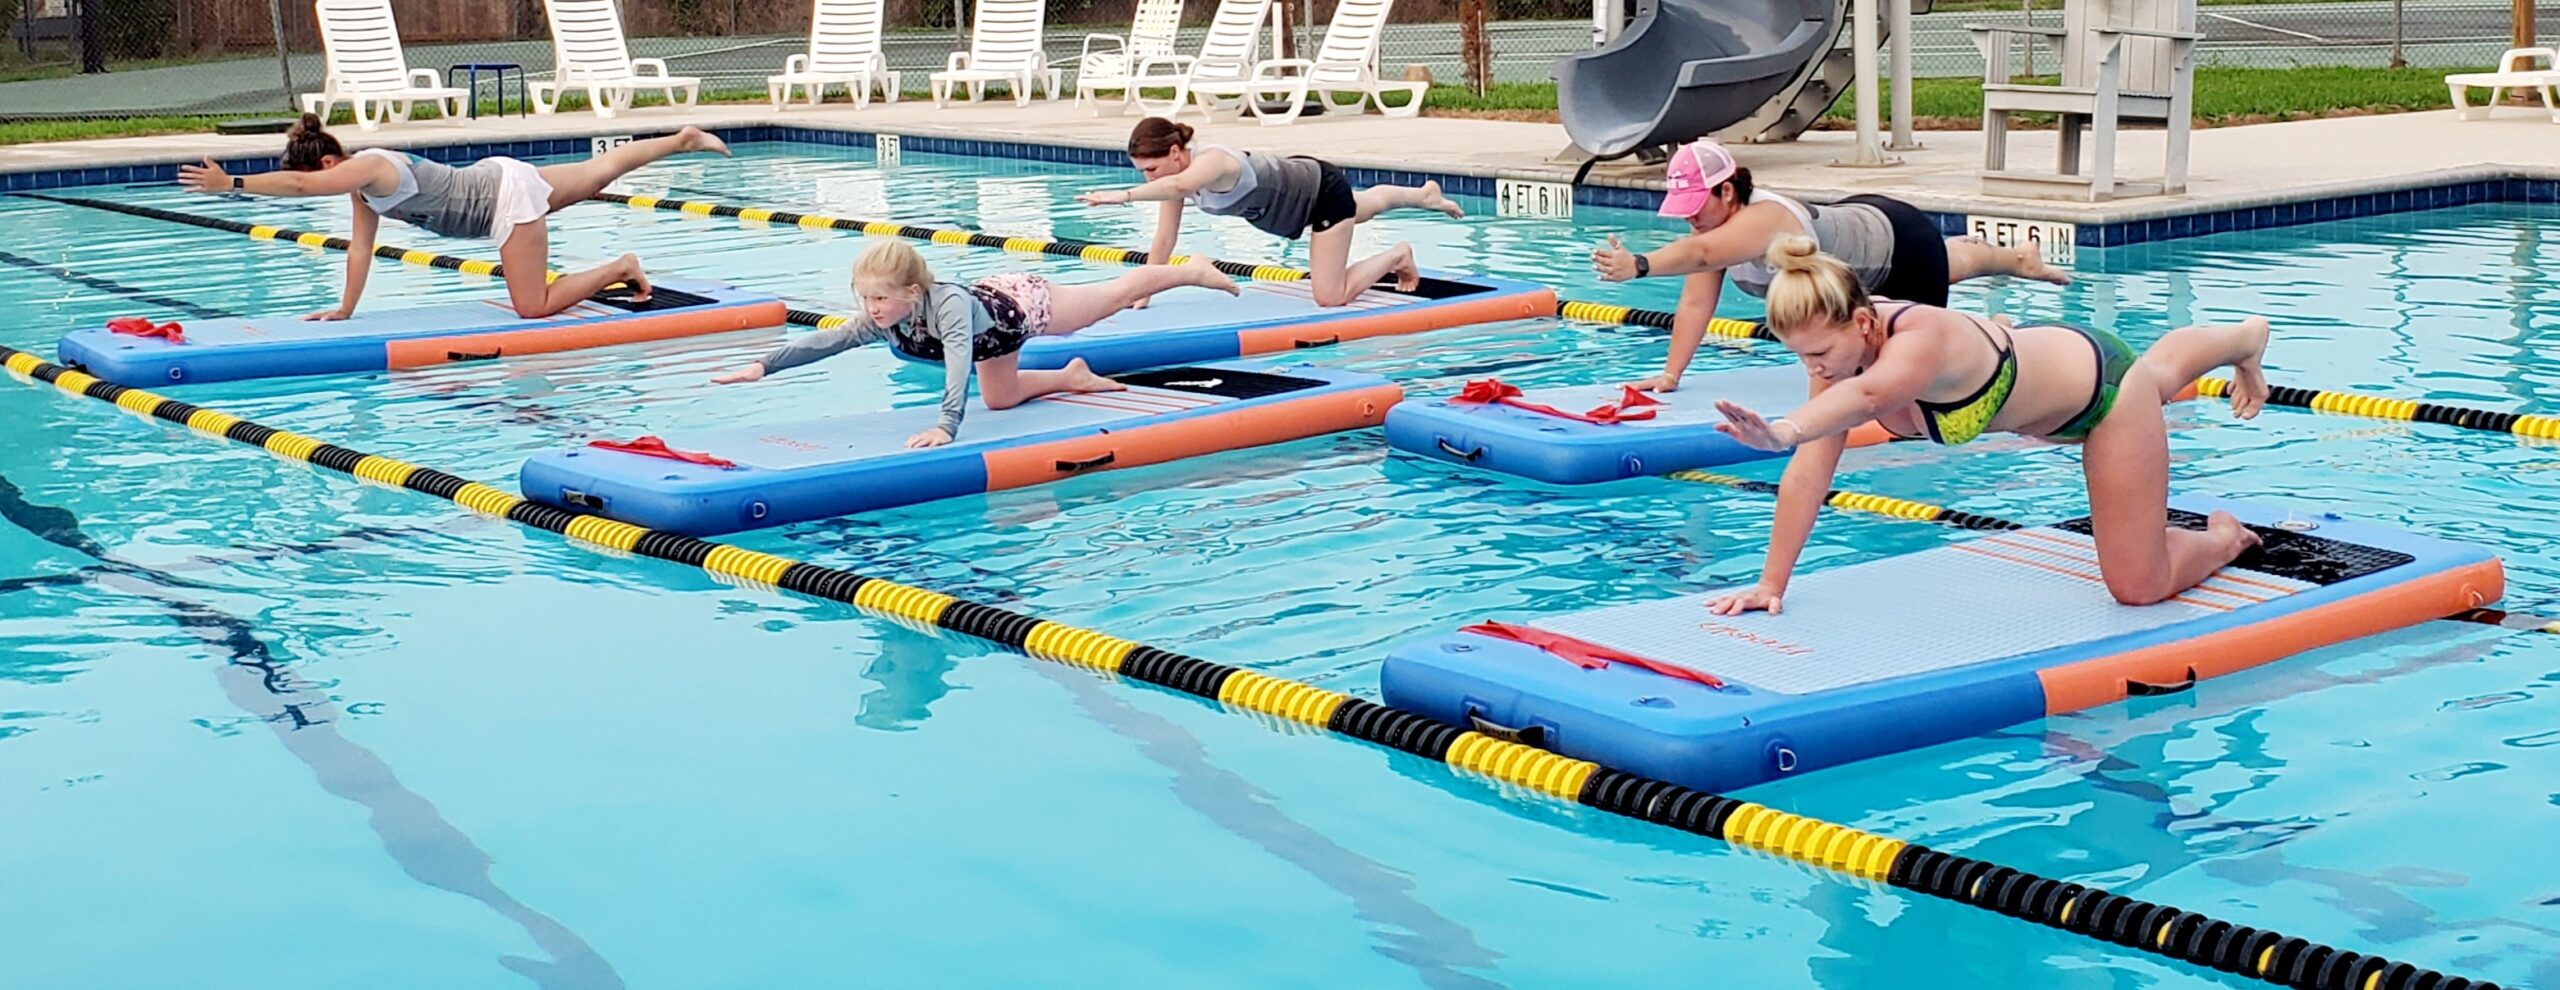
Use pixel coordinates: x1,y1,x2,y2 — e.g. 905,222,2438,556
179,155,388,198
1707,376,1850,616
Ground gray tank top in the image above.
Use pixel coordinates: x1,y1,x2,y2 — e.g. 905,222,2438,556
1189,145,1326,239
1726,191,1896,298
356,149,503,240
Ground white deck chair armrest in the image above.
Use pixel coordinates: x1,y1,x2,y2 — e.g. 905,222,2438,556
783,53,810,74
945,52,973,71
632,58,673,78
2094,25,2203,41
1251,58,1315,80
1964,23,2068,39
1135,54,1196,76
1082,33,1128,58
409,68,443,89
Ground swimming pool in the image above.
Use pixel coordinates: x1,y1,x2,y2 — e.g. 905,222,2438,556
2,140,2555,988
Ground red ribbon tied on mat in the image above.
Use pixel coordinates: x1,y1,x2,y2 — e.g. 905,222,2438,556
106,316,185,344
1461,620,1728,689
587,435,736,469
1452,378,1662,425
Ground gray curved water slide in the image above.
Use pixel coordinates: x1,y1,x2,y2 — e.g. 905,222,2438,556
1559,0,1930,163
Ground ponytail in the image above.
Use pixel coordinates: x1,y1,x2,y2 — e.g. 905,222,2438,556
281,112,343,171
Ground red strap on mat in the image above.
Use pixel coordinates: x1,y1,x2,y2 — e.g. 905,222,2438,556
587,435,736,468
1452,378,1661,425
107,316,185,344
1461,620,1728,689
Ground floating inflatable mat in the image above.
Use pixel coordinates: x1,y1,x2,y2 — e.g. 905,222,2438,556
520,362,1402,535
1384,364,1896,484
59,278,785,386
985,271,1554,375
1381,497,2503,793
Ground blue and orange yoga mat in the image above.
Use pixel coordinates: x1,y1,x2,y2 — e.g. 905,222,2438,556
520,361,1401,535
58,278,785,385
945,271,1555,375
1385,364,1898,483
1381,497,2503,793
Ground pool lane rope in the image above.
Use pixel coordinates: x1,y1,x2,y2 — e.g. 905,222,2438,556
1663,469,2560,634
587,190,1775,342
0,341,2501,990
28,192,2560,445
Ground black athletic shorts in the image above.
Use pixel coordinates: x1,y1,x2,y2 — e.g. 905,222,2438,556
1305,159,1360,236
1839,193,1950,307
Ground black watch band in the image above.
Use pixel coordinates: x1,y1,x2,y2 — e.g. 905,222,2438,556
231,175,244,191
1633,254,1650,278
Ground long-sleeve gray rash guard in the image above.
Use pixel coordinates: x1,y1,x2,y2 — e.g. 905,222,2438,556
755,283,992,437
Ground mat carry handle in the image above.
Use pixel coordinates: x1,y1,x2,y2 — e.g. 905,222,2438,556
2125,667,2198,697
1054,451,1118,474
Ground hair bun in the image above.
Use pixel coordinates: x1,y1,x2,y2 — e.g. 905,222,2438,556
290,111,325,135
1172,122,1194,144
1766,234,1822,272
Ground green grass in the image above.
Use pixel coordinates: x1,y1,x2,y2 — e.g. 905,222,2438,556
0,115,258,144
1421,67,2466,125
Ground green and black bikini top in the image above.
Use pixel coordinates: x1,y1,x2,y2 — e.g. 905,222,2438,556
1874,303,2017,446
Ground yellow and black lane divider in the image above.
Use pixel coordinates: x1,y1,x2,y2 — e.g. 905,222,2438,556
37,191,2558,447
0,340,2501,990
591,190,1772,340
2198,376,2560,440
23,192,523,279
1664,469,2560,636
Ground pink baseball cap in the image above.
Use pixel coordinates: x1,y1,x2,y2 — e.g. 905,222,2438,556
1657,139,1739,218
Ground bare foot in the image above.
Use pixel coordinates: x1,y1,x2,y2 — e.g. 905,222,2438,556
1181,255,1240,296
1062,358,1124,394
679,125,731,157
1390,245,1421,293
2206,510,2263,557
2226,316,2272,420
2013,244,2072,285
1419,180,1464,220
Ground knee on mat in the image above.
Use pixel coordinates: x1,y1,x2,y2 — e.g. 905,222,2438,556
2104,575,2178,607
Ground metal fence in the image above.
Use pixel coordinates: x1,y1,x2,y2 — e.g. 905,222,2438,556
0,0,2546,119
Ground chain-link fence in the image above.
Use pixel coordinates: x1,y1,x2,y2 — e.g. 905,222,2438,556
0,0,2546,119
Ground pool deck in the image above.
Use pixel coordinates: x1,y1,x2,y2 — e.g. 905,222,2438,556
5,97,2557,227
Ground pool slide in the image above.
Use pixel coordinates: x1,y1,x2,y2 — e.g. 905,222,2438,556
1558,0,1932,160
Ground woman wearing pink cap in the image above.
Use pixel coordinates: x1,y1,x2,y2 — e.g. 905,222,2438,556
1591,139,2068,393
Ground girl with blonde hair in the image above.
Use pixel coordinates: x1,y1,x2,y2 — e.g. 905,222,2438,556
713,242,1239,448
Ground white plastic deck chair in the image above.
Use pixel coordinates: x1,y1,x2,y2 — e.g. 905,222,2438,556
531,0,702,119
2445,48,2560,123
930,0,1061,108
1301,0,1426,119
300,0,469,131
1968,0,2198,200
1070,0,1185,115
768,0,901,110
1129,0,1273,121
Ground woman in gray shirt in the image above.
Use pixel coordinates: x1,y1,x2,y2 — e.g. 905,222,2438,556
1076,118,1465,308
711,242,1239,448
178,113,729,321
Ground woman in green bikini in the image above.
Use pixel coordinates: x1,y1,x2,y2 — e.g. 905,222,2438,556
1705,236,2276,612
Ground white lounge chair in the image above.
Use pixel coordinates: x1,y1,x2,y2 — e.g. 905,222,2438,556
1128,0,1273,121
300,0,469,131
2445,47,2559,123
1295,0,1428,120
531,0,702,119
768,0,901,110
1070,0,1185,115
930,0,1061,107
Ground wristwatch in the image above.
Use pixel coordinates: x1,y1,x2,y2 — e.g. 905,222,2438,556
1632,254,1650,278
231,175,244,191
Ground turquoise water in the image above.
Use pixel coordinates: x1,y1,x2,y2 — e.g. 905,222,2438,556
2,143,2557,989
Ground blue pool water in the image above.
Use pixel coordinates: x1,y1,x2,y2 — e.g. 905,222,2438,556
2,141,2556,989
